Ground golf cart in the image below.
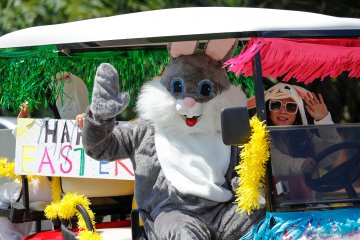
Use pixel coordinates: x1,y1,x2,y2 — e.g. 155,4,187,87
0,7,360,240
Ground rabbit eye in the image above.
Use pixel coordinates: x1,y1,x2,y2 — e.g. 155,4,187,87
171,78,184,95
198,80,213,97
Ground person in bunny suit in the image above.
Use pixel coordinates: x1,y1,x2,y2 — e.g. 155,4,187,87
82,39,265,240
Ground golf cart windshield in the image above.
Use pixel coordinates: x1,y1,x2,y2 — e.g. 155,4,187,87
269,124,360,211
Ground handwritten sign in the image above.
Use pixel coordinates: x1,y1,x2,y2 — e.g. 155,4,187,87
15,118,134,180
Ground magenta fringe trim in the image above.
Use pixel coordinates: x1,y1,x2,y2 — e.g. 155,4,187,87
224,38,360,84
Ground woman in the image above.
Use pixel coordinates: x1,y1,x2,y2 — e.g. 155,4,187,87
249,82,341,201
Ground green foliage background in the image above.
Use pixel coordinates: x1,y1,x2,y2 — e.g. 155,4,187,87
1,0,360,37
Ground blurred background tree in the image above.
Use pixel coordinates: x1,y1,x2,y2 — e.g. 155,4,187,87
1,0,360,36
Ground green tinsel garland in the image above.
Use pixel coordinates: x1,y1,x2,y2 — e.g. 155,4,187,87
0,46,254,111
0,45,59,110
56,50,170,109
0,46,170,110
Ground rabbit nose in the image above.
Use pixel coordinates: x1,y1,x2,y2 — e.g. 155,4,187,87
183,97,196,108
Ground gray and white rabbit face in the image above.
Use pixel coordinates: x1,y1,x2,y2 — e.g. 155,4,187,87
136,39,246,135
161,54,230,102
160,53,230,127
136,77,245,135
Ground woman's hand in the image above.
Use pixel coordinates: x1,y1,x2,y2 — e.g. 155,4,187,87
301,158,316,174
303,92,328,121
17,101,29,118
76,113,85,129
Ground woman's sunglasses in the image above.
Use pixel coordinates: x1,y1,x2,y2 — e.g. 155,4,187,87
269,99,298,114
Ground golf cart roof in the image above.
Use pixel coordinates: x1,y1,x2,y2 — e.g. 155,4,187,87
0,7,360,50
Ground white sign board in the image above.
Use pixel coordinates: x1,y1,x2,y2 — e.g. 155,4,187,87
15,118,134,180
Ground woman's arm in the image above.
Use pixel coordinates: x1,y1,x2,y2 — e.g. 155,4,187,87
271,146,307,177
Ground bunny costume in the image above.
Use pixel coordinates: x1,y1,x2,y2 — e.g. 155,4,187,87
82,40,265,240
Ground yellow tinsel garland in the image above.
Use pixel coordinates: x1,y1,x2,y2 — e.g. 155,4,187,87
44,192,101,240
50,177,61,203
235,116,270,214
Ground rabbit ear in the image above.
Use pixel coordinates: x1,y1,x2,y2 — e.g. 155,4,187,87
204,38,238,62
168,41,198,58
292,85,311,99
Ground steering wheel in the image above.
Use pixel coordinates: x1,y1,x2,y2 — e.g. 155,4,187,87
304,142,360,198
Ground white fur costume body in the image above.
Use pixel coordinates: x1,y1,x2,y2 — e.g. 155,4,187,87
138,79,246,202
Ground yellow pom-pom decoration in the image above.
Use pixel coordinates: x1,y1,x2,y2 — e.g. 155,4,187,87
235,116,270,215
0,157,21,181
0,157,38,182
44,192,100,240
58,202,78,220
44,202,61,220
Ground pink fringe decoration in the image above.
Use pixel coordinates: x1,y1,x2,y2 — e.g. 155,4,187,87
224,38,360,84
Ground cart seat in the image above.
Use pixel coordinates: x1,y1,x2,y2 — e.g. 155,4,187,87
61,177,134,197
29,201,50,211
96,226,132,240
